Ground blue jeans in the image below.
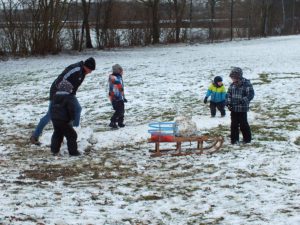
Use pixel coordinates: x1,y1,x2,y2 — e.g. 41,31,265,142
33,98,82,138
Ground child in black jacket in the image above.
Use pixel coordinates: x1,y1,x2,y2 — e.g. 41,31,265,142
50,80,80,156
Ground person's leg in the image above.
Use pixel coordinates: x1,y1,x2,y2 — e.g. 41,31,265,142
240,112,252,143
117,101,125,127
217,102,226,117
73,97,82,127
51,120,64,154
31,101,52,143
110,101,119,128
62,122,79,156
209,101,217,117
230,112,240,144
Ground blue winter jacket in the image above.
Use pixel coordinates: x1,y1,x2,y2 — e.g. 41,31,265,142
108,73,124,102
205,83,227,103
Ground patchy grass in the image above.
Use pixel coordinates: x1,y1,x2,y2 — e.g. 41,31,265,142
258,73,271,84
294,137,300,146
251,124,288,142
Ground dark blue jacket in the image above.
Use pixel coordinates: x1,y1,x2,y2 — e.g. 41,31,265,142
50,92,76,122
50,61,85,100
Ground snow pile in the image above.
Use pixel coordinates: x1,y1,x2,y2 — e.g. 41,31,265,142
175,116,198,136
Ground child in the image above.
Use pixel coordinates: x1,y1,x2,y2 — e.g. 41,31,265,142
204,76,226,117
226,67,254,144
108,64,127,129
50,80,80,156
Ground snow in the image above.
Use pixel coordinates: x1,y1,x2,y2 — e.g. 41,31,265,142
0,35,300,224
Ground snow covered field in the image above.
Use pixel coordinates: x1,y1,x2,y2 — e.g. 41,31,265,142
0,36,300,225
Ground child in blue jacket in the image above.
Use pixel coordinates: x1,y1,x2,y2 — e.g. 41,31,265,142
108,64,127,128
204,76,227,117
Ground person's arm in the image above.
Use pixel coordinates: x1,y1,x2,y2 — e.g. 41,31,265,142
243,81,254,102
205,84,214,98
109,75,122,84
226,85,232,105
242,81,254,104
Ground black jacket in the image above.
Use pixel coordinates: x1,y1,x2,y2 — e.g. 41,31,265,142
51,92,76,122
50,61,85,100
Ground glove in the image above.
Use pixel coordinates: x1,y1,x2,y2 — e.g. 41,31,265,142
68,120,74,126
204,97,208,104
226,104,233,111
123,98,128,103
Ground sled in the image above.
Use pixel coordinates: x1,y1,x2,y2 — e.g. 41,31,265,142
147,121,223,157
148,135,224,157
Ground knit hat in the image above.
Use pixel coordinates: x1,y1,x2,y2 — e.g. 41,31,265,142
84,57,96,70
229,67,243,79
214,76,222,84
57,80,73,93
112,64,123,74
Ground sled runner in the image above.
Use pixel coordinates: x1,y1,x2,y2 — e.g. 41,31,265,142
148,135,224,157
148,122,223,157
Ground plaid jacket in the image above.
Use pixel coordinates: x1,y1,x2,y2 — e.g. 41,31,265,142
226,78,254,112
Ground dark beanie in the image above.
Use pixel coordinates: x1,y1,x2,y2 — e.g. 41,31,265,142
230,67,243,79
84,57,96,70
214,76,222,84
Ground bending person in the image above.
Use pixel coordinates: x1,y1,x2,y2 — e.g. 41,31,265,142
30,57,96,145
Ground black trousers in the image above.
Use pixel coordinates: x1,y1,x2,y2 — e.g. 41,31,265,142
210,101,226,117
51,120,78,155
111,100,125,124
230,112,252,144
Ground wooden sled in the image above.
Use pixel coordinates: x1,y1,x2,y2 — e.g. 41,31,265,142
148,135,224,157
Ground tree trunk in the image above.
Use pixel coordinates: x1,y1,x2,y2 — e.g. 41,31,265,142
152,0,160,44
230,0,234,41
291,0,295,34
174,0,180,42
281,0,285,34
247,0,253,39
82,0,93,49
261,0,268,37
209,0,216,43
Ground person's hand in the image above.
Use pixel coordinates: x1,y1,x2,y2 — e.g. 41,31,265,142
227,104,233,111
204,97,208,104
124,98,128,103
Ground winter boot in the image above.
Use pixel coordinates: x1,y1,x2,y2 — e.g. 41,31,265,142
69,151,81,156
109,122,118,129
118,122,125,128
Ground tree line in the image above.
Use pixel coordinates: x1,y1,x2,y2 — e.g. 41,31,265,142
0,0,299,56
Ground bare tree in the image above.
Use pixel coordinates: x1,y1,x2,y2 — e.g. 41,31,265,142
80,0,93,50
168,0,187,42
230,0,234,41
208,0,216,42
291,0,296,33
260,0,273,37
138,0,160,44
68,0,81,50
1,0,68,55
95,0,114,48
281,0,285,33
